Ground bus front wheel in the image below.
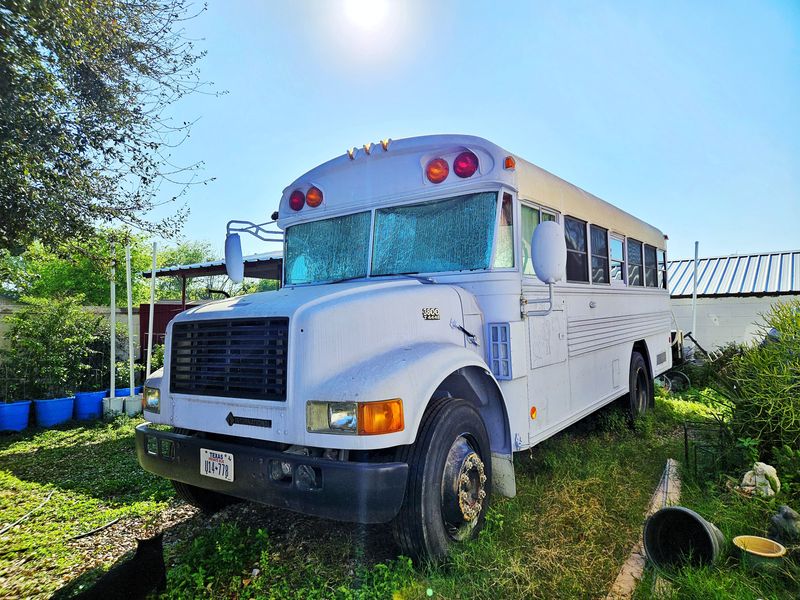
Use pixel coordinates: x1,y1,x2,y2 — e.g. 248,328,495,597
628,351,652,418
392,397,492,561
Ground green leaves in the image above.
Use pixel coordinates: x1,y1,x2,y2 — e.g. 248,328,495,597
0,0,210,252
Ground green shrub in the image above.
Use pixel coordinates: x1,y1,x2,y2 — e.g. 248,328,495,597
0,296,106,399
716,300,800,459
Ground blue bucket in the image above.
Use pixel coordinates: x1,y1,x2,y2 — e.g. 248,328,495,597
34,397,75,427
0,401,32,432
74,391,105,420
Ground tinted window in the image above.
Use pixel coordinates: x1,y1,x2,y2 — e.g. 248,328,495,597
627,239,643,286
644,244,658,287
564,216,588,282
590,225,609,284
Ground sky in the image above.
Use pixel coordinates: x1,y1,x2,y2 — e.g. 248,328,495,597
151,0,800,261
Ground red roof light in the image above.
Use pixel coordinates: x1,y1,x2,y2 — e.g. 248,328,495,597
289,190,305,211
453,151,479,178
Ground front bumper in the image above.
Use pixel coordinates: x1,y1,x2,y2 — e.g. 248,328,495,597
135,424,409,524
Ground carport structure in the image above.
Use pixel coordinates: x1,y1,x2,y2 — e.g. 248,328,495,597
138,251,283,359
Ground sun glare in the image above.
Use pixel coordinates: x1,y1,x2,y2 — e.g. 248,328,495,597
344,0,389,31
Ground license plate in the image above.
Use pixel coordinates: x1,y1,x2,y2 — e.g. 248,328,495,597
200,448,234,482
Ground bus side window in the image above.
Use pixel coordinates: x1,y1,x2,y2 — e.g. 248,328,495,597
610,235,625,284
564,216,589,283
493,193,515,268
657,249,667,289
644,244,658,287
521,204,540,276
590,225,609,284
627,239,643,286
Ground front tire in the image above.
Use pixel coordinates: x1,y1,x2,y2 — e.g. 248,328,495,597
628,351,653,418
392,398,492,561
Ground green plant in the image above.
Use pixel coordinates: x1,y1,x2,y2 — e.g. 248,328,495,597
772,444,800,501
0,296,106,399
736,437,761,466
715,300,800,458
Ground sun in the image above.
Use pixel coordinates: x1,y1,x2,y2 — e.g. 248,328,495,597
344,0,389,32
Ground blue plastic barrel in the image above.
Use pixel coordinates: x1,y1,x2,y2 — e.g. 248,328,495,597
0,401,31,432
34,397,75,427
115,387,131,397
74,391,105,420
134,386,143,395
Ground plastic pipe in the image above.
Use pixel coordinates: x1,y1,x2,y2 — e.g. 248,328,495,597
110,246,116,399
691,241,699,343
126,246,135,394
146,242,157,378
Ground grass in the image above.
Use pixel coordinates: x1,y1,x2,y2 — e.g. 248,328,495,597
0,415,172,599
1,392,796,598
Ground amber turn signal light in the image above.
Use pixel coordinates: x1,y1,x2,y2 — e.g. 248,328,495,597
306,186,323,207
425,158,449,184
357,399,404,435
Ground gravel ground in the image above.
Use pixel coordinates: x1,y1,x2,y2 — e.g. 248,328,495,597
48,499,398,598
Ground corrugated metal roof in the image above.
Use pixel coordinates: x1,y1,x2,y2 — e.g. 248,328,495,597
668,251,800,297
148,251,282,276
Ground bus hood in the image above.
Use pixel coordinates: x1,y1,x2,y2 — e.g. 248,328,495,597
172,278,470,323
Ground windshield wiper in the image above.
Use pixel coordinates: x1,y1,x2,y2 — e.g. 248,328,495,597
325,275,369,285
396,273,435,284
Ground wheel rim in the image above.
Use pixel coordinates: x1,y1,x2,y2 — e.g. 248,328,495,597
440,434,487,541
635,367,648,413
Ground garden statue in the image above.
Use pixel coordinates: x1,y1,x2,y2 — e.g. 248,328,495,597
739,462,781,497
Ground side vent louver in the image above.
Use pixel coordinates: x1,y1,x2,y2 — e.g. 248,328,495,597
488,323,512,380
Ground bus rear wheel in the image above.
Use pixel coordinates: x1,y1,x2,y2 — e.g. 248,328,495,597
628,351,652,418
391,398,492,561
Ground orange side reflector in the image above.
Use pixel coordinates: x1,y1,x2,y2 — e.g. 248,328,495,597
358,399,404,435
530,406,537,420
504,156,516,170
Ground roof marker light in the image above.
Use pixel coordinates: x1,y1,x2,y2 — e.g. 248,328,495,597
347,147,356,160
380,138,391,151
289,190,305,211
426,158,449,184
306,186,323,207
363,143,372,155
504,156,516,170
453,151,479,178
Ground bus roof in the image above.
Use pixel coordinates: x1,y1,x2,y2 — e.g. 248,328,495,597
277,134,666,249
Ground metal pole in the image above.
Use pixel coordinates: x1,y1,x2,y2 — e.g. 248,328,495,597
126,246,135,394
146,242,157,378
691,241,699,341
110,245,116,399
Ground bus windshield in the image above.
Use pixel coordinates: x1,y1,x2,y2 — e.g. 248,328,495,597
284,191,499,285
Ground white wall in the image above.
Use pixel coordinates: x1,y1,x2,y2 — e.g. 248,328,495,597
670,295,799,350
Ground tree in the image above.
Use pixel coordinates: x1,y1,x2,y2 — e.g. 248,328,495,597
0,229,152,305
0,0,210,253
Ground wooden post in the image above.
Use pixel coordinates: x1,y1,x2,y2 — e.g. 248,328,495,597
181,275,187,310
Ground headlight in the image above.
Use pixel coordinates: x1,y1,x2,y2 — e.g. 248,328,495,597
142,387,160,414
306,399,403,435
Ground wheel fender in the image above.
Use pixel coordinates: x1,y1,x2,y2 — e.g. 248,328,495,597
304,342,507,449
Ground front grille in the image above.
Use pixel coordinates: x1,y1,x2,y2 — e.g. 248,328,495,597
170,318,288,401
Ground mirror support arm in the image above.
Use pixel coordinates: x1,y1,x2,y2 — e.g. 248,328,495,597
525,282,556,317
226,219,284,243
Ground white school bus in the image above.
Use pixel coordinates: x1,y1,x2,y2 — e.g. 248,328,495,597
136,134,671,560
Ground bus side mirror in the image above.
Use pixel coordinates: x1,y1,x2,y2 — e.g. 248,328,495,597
531,221,566,285
224,233,244,283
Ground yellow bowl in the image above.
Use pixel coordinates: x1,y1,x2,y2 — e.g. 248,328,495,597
733,535,786,568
